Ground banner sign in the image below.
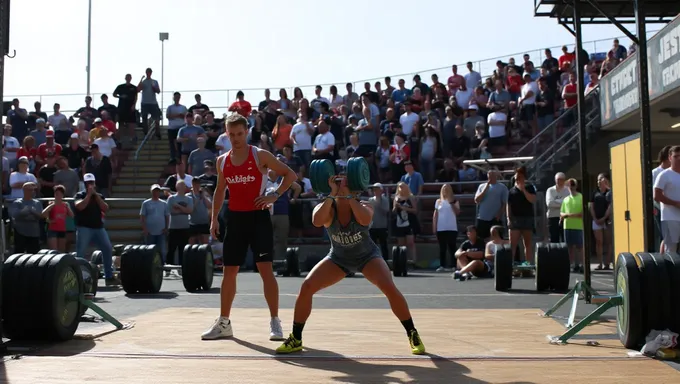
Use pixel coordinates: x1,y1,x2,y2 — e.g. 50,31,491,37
648,17,680,100
600,57,639,126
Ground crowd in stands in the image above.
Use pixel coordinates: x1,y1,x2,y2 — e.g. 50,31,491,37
0,39,637,276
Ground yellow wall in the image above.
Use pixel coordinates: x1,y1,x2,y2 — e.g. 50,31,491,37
610,136,645,259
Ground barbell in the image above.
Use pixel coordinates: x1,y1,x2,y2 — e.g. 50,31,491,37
310,157,371,195
493,243,571,292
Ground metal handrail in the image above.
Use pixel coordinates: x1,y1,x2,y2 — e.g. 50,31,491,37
133,119,158,177
5,32,649,116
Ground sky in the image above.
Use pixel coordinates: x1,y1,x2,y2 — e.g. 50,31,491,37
4,0,654,116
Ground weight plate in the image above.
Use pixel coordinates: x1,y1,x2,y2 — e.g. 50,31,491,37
90,250,103,265
46,254,83,341
310,159,335,195
398,246,409,277
148,245,164,293
391,246,401,276
616,253,645,349
286,247,301,277
76,258,98,317
494,244,513,291
120,245,140,294
649,253,673,330
198,244,215,290
662,253,680,334
37,249,58,255
550,243,571,292
534,243,552,291
634,252,662,332
182,244,213,292
347,157,370,192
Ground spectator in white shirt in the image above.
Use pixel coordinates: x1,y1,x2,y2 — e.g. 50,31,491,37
653,145,680,253
487,110,507,148
290,111,314,169
312,117,335,161
9,157,38,198
3,125,20,169
399,102,419,136
517,73,539,135
328,85,344,110
545,172,570,243
215,132,232,156
653,146,672,251
464,61,482,90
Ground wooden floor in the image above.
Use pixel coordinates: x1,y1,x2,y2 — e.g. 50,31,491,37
2,308,678,383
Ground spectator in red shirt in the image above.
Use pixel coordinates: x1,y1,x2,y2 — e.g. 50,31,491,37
389,133,411,183
558,45,575,70
228,90,252,117
561,72,578,109
17,136,37,172
36,130,63,170
42,184,74,252
447,65,465,94
505,67,524,102
100,110,117,135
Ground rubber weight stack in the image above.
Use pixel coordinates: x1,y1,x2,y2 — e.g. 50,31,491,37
494,244,513,291
346,157,370,192
662,253,680,334
276,247,300,277
615,253,644,349
392,246,408,277
120,245,164,294
310,159,336,194
75,258,98,317
534,243,552,292
549,243,571,292
91,250,103,265
634,252,664,333
37,249,59,255
113,244,126,257
182,244,214,292
3,253,83,341
648,253,673,330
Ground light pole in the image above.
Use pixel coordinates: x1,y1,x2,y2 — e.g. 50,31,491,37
159,32,169,119
86,0,92,96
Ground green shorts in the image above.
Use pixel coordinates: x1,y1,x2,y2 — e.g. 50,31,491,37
65,217,76,232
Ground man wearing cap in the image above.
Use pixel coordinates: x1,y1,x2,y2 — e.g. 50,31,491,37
9,157,38,199
463,105,485,136
89,118,106,142
75,173,117,285
188,137,216,177
368,183,390,260
36,130,62,170
8,182,42,253
30,118,49,147
141,184,170,262
84,144,113,197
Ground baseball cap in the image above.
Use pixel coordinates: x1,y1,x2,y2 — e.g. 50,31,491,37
372,183,383,189
45,130,54,137
84,173,96,182
90,143,99,150
150,184,161,192
70,133,79,139
18,156,29,164
94,118,102,123
36,118,45,124
468,104,478,110
523,72,532,78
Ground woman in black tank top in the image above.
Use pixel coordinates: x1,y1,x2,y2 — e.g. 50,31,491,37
275,175,426,356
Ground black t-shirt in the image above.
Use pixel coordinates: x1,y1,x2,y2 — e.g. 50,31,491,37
74,190,105,229
62,146,89,169
508,184,537,217
436,168,458,182
542,57,559,70
202,123,222,150
27,111,48,129
470,132,489,150
591,189,611,220
114,83,138,107
536,90,555,117
188,103,210,114
451,135,471,158
460,239,486,259
98,104,118,121
84,156,112,189
75,106,99,121
38,165,57,197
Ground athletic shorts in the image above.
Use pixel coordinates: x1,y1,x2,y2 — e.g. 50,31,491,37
565,229,583,247
325,249,382,274
473,260,494,278
476,218,501,239
393,226,412,237
190,223,210,236
592,220,607,230
47,230,66,239
661,220,680,246
118,107,137,124
509,216,534,231
223,209,274,266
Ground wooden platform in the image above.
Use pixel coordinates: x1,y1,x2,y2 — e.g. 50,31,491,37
2,308,678,383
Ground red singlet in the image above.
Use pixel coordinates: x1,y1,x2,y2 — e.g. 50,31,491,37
220,145,267,212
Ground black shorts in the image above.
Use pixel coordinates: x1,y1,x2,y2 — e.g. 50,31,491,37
476,218,501,240
224,209,274,266
519,104,536,122
118,107,137,124
190,224,210,235
393,226,413,237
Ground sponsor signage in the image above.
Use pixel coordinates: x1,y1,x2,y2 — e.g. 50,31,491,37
648,16,680,100
600,57,639,126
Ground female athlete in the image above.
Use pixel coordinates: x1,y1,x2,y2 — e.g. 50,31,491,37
276,175,426,355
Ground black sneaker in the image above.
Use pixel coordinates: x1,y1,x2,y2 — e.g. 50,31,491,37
452,270,462,280
459,273,470,281
105,277,121,286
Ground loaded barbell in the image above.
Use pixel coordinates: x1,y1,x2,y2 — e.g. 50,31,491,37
493,243,571,292
309,157,371,195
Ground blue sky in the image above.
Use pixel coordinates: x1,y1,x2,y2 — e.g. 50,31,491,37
4,0,650,115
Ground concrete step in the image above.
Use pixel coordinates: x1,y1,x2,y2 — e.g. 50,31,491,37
123,159,168,166
115,177,162,185
119,167,162,174
128,154,170,160
117,171,161,178
109,230,144,244
111,192,149,199
105,218,142,230
113,185,163,193
108,199,147,209
106,208,140,219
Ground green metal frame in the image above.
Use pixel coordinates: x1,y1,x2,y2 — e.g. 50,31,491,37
543,280,622,343
79,293,125,330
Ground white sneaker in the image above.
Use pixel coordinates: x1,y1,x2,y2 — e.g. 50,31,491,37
436,267,446,273
269,317,284,341
201,317,233,340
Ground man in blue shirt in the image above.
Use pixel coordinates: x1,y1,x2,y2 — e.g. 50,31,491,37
391,79,413,106
400,161,424,196
177,113,206,165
